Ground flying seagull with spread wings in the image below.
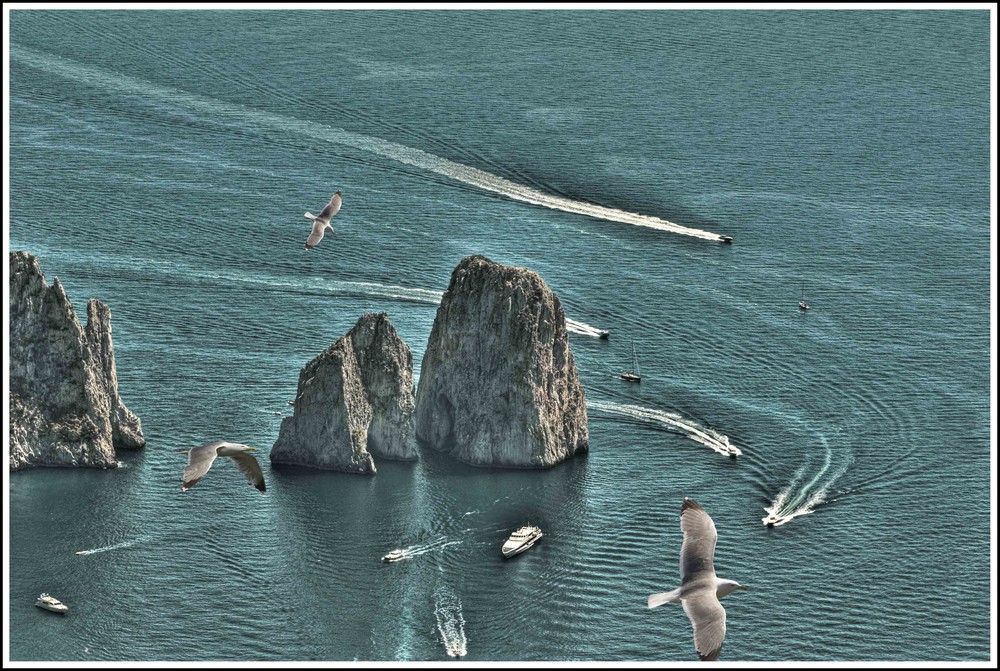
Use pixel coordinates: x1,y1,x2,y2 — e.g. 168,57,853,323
647,497,748,661
304,191,342,250
178,441,266,494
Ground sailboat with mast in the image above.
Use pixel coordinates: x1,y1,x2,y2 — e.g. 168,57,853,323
799,287,809,311
621,340,641,383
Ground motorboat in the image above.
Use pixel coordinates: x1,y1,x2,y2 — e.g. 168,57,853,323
502,525,543,558
620,340,641,383
762,514,779,528
598,330,610,340
719,235,733,244
35,593,68,614
381,549,406,562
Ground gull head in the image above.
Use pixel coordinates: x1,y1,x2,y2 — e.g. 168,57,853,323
717,579,748,598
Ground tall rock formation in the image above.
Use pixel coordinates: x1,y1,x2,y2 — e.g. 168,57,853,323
414,255,588,468
9,251,145,471
270,312,418,474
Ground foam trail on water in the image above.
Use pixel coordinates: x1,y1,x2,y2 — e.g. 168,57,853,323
566,318,609,338
386,536,463,561
763,434,848,526
434,587,468,658
75,536,145,556
588,400,739,456
11,45,725,242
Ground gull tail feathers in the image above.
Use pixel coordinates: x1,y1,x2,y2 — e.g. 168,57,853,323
304,212,316,220
648,589,682,609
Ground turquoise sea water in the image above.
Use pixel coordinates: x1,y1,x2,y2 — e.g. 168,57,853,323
6,9,992,662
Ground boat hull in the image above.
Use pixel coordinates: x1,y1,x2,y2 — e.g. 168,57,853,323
35,601,68,614
501,533,543,558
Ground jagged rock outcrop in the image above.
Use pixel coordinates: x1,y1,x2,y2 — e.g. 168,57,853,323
9,251,145,471
413,255,588,468
270,312,418,474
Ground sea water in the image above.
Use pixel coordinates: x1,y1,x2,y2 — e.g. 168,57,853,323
6,9,991,661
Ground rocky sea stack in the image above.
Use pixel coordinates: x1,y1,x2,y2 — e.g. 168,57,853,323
270,312,418,474
9,251,145,471
414,255,588,468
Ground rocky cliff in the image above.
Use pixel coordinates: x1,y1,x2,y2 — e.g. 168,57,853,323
9,251,145,471
413,255,588,468
270,312,418,473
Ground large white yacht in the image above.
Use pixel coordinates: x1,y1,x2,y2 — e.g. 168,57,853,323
35,593,69,614
501,525,543,558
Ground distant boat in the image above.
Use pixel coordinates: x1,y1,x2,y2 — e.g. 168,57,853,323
381,549,406,562
35,593,68,614
598,330,610,340
718,235,733,244
501,525,543,558
799,287,809,311
763,514,779,528
620,340,641,383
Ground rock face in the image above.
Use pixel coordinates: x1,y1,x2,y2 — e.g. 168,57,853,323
414,255,589,468
270,312,418,474
9,251,145,471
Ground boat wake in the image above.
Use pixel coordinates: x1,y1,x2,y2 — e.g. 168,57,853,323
566,318,609,339
396,536,463,560
75,536,146,556
11,45,725,242
762,434,849,527
587,400,739,457
433,586,468,658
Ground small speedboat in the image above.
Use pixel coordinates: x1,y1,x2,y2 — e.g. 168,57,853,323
762,515,779,528
598,330,610,340
381,549,406,562
502,525,543,558
719,235,733,244
35,593,68,614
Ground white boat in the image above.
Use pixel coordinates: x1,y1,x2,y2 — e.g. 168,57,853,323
501,525,543,558
381,549,406,562
620,340,641,383
35,593,68,614
799,287,809,310
763,514,779,528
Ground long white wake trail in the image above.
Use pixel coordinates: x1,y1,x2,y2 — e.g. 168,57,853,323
588,400,739,456
76,536,146,556
11,45,724,242
433,586,468,658
566,318,609,338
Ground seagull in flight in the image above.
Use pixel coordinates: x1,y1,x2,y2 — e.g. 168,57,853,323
304,191,342,250
647,497,748,661
178,441,266,494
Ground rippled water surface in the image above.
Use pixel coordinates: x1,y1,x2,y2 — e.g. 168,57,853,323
6,9,991,662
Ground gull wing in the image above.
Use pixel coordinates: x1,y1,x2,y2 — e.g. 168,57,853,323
181,441,224,491
679,497,717,583
682,590,727,661
317,192,342,222
228,452,267,493
305,220,327,249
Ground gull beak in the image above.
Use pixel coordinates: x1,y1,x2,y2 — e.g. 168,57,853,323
244,447,257,451
739,585,749,591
